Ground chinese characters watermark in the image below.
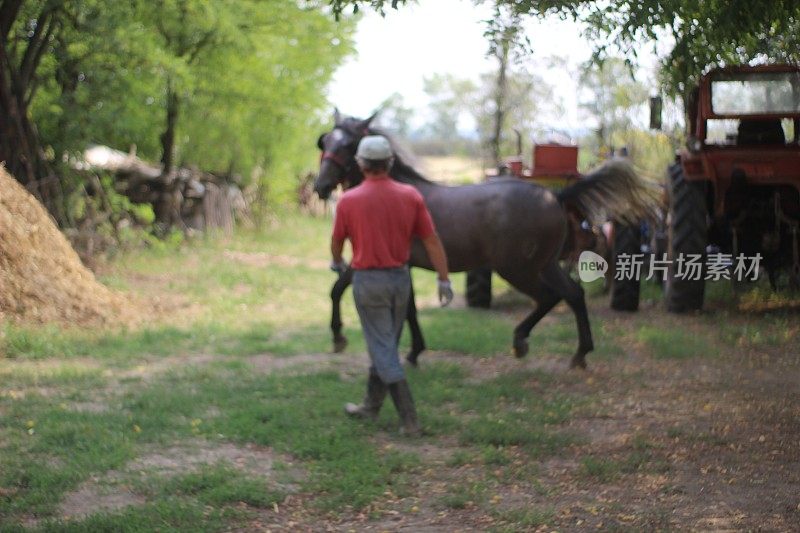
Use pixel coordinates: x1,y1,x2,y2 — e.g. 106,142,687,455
578,251,762,283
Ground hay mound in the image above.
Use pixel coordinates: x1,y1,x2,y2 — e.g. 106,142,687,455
0,167,138,326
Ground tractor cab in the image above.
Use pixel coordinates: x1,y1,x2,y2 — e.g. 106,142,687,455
642,64,800,313
682,65,800,219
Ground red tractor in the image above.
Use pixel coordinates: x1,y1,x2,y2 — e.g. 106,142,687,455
618,64,800,312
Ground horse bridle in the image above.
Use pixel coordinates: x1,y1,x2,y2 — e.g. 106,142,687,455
320,150,348,168
320,127,370,188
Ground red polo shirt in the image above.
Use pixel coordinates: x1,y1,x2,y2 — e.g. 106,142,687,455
332,177,435,269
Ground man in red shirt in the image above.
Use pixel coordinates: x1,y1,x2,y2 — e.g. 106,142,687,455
331,135,452,436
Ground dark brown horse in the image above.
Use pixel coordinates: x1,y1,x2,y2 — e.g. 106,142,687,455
315,112,654,369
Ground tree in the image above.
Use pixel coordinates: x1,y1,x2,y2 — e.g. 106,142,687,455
482,3,529,166
421,73,476,141
0,0,66,219
578,57,648,150
1,0,356,224
132,0,244,176
374,92,414,137
328,0,800,104
473,64,559,161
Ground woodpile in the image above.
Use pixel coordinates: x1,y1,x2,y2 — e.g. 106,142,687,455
80,145,247,233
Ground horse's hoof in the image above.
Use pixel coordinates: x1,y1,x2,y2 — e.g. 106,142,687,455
512,339,528,358
405,355,419,367
333,336,348,353
569,356,587,370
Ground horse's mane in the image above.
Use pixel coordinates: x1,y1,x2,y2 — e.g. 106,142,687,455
366,126,435,186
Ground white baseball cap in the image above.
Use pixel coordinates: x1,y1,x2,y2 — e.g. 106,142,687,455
356,135,393,160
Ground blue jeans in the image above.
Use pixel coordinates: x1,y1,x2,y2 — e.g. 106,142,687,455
352,267,411,384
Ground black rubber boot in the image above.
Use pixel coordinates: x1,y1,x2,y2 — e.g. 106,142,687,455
345,371,386,420
388,379,421,437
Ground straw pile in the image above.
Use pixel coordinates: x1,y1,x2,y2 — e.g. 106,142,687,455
0,166,139,326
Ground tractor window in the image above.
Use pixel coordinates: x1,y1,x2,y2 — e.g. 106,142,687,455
706,119,794,145
706,119,739,144
711,72,800,115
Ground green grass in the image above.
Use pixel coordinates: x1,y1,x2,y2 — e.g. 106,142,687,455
32,499,236,532
406,307,515,356
579,456,622,483
635,325,718,359
153,464,284,508
481,446,512,466
491,507,555,531
0,212,618,529
439,481,488,509
446,449,476,467
0,320,347,363
1,357,579,526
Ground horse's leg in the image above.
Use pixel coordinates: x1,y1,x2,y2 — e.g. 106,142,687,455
404,282,426,367
495,267,561,359
539,262,594,369
331,268,353,353
512,285,561,359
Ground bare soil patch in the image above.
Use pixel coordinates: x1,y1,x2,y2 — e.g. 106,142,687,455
51,439,305,524
58,482,145,521
127,439,305,487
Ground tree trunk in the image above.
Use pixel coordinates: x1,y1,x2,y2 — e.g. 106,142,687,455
490,39,509,168
0,4,64,224
160,81,179,176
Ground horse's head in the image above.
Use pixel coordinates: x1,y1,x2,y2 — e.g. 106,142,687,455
314,109,377,200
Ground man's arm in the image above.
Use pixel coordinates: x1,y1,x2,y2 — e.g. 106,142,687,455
330,236,348,274
331,236,345,265
421,232,449,281
421,232,453,306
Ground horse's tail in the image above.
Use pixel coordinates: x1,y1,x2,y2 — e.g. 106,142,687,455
556,159,658,225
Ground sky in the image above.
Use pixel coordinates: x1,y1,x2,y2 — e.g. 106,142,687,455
326,0,663,133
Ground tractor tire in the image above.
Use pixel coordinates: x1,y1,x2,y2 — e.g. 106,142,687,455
466,268,492,308
665,163,707,313
610,222,641,311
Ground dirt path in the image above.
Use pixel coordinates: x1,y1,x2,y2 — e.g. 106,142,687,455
249,306,800,532
26,302,798,531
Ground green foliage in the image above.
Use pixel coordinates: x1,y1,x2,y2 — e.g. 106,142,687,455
533,1,800,100
579,58,648,142
12,0,356,212
416,65,559,160
421,73,478,143
374,92,415,137
329,0,800,105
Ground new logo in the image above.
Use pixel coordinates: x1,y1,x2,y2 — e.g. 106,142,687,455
578,251,608,282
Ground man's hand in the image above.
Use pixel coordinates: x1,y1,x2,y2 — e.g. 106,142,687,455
330,259,349,276
437,279,453,307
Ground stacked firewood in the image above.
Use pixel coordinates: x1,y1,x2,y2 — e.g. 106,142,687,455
79,145,247,233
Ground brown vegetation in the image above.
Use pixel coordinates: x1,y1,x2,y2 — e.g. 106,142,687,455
0,166,139,326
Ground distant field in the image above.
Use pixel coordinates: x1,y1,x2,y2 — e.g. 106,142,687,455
418,155,485,184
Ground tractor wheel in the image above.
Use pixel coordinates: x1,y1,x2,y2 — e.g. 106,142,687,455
610,222,641,311
665,163,707,313
466,268,492,308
